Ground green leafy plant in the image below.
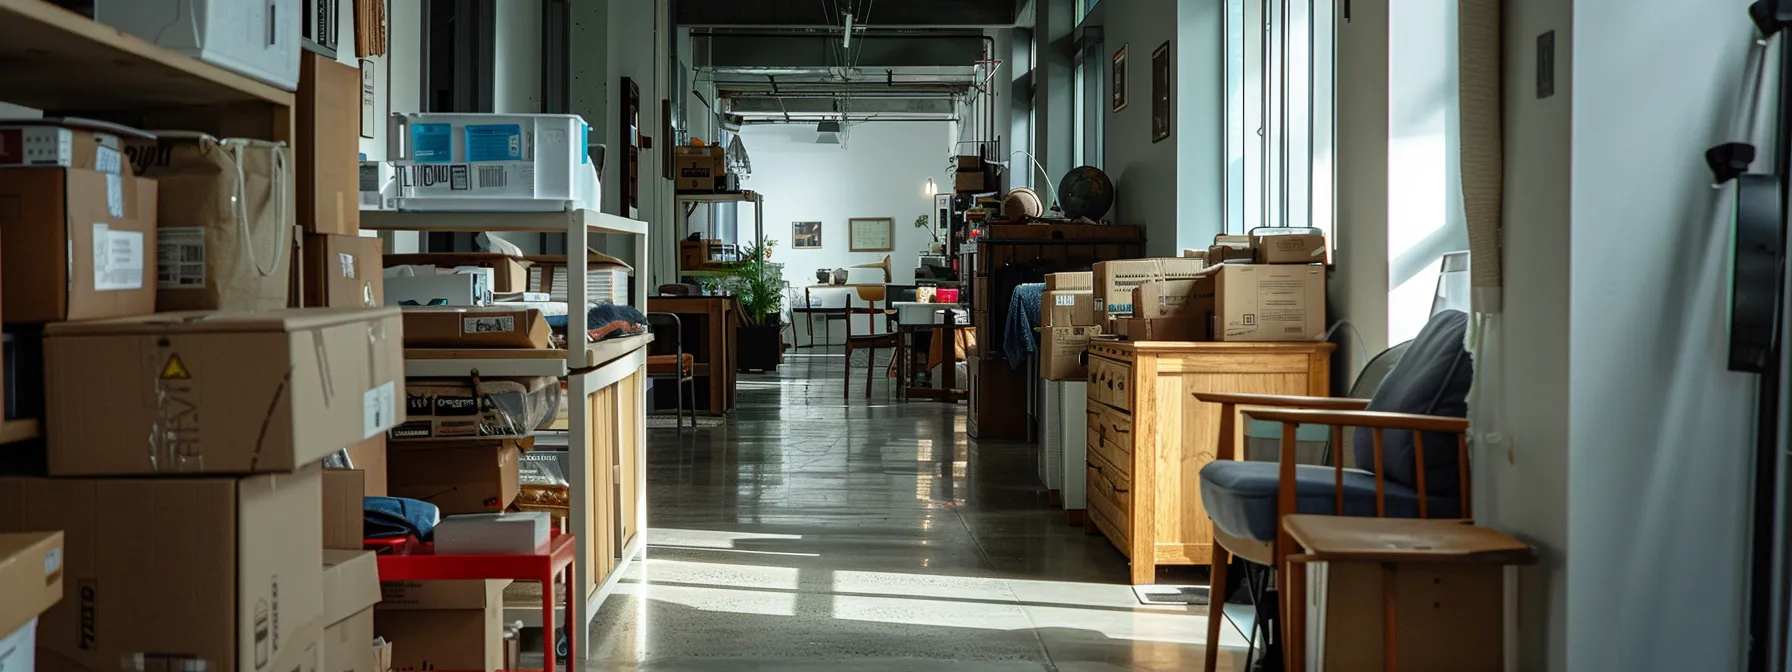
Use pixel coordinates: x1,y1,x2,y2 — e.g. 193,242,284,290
720,237,787,327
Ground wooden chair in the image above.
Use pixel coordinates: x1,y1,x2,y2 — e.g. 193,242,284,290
1196,311,1475,672
644,313,698,430
842,285,899,398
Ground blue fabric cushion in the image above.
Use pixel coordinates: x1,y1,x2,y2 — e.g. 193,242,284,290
1352,309,1473,497
1200,460,1463,542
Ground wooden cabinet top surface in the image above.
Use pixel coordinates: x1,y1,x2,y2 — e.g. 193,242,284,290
1089,339,1335,359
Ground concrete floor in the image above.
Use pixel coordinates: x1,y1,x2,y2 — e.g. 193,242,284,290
584,352,1251,671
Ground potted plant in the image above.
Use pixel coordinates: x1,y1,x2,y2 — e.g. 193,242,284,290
722,237,787,372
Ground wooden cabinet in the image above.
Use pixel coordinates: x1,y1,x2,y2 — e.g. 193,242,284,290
1083,339,1333,584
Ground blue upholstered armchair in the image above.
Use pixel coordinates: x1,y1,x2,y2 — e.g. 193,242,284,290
1195,309,1476,672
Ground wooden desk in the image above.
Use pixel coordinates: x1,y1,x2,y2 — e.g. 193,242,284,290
648,297,738,415
1083,339,1333,584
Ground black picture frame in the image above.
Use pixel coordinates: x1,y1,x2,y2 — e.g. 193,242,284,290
1112,45,1129,112
1152,41,1172,143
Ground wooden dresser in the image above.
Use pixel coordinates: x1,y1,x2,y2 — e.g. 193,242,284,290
1083,339,1333,584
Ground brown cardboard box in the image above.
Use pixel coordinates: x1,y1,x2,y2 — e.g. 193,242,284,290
0,532,62,638
0,167,158,323
0,120,128,171
954,169,987,192
375,580,508,672
383,254,526,293
1252,232,1328,264
400,307,551,349
0,467,325,672
674,146,725,192
1043,291,1096,327
305,234,386,308
1044,271,1093,291
323,551,381,672
390,377,556,441
346,436,389,497
1132,279,1202,319
1091,258,1207,322
299,51,361,236
322,470,366,550
1119,317,1206,342
1040,326,1101,381
955,155,983,170
1207,244,1256,266
386,441,522,515
1200,263,1327,342
43,307,405,476
679,238,723,271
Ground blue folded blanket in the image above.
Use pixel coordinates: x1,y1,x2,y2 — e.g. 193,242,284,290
364,497,441,541
545,303,649,339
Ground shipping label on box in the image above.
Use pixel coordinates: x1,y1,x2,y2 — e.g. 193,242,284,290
1091,258,1206,321
1204,263,1327,342
400,163,537,200
1044,291,1095,327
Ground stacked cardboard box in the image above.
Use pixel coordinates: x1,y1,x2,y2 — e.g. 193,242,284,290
1106,231,1330,343
1039,272,1099,381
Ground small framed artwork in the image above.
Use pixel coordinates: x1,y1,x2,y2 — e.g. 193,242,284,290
359,59,377,139
1112,45,1129,112
849,217,895,252
792,221,823,249
1151,41,1172,143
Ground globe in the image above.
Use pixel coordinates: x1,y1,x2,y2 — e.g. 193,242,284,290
1057,166,1115,221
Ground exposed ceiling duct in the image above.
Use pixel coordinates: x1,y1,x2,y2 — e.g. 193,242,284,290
693,28,982,125
677,0,1017,28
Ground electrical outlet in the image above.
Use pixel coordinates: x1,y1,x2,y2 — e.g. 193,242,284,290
1537,31,1556,99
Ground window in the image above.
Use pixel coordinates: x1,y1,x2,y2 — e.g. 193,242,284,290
1224,0,1335,238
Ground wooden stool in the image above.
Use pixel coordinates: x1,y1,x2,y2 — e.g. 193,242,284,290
1281,515,1536,671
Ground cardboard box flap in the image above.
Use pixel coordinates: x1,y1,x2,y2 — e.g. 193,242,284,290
322,550,381,625
523,250,633,271
45,307,403,336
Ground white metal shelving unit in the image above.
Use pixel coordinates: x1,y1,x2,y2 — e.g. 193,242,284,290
676,190,764,250
363,206,649,660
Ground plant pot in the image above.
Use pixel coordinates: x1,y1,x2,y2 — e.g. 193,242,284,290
738,323,782,372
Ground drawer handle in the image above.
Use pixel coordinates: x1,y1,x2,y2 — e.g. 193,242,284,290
1112,486,1130,494
1112,424,1130,434
1087,461,1104,472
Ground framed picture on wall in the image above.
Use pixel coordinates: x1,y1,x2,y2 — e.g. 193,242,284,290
793,221,823,249
849,217,895,252
1113,45,1129,112
1151,41,1171,143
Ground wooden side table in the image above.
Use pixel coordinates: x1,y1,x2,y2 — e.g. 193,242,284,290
1281,515,1537,672
647,296,739,415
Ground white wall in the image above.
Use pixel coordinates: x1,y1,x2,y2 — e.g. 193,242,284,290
1568,0,1760,667
736,122,951,287
1175,0,1224,250
493,1,543,115
1102,0,1181,256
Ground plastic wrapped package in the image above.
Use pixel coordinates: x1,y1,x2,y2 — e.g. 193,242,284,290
515,450,570,513
390,376,561,440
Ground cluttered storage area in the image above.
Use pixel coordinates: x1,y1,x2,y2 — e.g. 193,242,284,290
0,2,650,670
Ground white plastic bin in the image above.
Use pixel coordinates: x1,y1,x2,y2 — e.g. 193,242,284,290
385,113,600,213
93,0,302,90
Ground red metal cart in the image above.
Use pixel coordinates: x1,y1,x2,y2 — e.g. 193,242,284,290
367,533,577,672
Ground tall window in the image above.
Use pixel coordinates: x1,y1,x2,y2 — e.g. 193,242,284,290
1225,0,1335,239
1074,30,1105,172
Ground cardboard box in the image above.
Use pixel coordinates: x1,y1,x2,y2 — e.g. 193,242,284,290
1044,271,1093,292
0,467,325,672
0,532,62,638
1090,258,1207,322
300,52,361,236
0,119,129,172
1200,263,1327,342
345,435,389,497
955,155,984,170
1132,279,1202,319
323,551,381,672
955,169,987,192
1119,317,1206,342
386,441,522,515
1253,232,1328,264
375,580,508,672
1044,291,1096,327
43,307,404,476
305,234,386,308
390,377,556,441
0,167,158,323
322,469,366,550
1207,244,1256,266
1040,326,1101,381
674,146,724,192
400,307,551,349
384,254,527,293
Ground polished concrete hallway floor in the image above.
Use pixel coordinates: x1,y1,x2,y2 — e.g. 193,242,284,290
587,352,1250,671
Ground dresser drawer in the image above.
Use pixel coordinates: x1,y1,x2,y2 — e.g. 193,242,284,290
1088,404,1134,467
1087,438,1132,491
1087,464,1132,550
1088,356,1134,411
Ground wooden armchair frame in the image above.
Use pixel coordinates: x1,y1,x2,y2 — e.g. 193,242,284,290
1195,392,1472,672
